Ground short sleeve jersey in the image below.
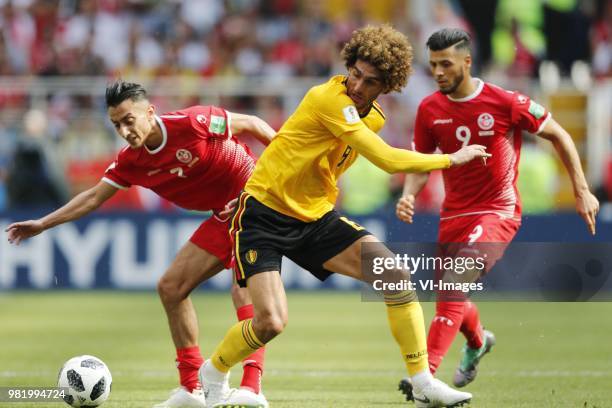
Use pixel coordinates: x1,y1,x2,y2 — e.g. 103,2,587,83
103,106,255,213
414,79,551,220
245,75,386,221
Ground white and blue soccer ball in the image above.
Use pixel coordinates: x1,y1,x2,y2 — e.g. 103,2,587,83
57,355,112,407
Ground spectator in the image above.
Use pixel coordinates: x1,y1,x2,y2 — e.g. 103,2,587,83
591,0,611,78
491,0,545,76
6,109,68,210
0,0,36,73
0,0,605,213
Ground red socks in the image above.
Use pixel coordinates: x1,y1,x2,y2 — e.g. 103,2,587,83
427,301,484,374
461,301,484,349
427,301,464,374
176,346,203,392
236,304,265,394
175,304,265,394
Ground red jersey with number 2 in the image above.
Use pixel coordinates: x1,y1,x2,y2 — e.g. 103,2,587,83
102,105,255,213
413,79,551,220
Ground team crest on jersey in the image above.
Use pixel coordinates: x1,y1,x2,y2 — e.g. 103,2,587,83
196,114,207,124
517,94,528,104
176,149,193,163
477,113,494,130
245,249,258,265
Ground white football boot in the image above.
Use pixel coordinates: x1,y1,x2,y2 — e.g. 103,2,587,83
198,360,231,408
413,378,472,408
213,388,269,408
153,387,206,408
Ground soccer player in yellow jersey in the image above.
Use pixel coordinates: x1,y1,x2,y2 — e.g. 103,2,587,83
200,25,490,408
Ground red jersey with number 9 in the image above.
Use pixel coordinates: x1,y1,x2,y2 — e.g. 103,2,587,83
413,79,551,220
102,105,256,213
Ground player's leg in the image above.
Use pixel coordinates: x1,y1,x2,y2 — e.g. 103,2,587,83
230,283,266,396
323,235,430,374
319,220,471,407
452,215,519,387
456,217,516,346
459,300,483,350
209,272,287,368
399,300,466,402
155,241,224,408
424,217,482,378
202,193,289,407
427,301,465,374
156,213,266,408
201,271,285,408
203,214,268,398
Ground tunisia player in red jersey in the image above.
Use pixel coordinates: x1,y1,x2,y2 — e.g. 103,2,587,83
6,81,276,408
396,29,599,397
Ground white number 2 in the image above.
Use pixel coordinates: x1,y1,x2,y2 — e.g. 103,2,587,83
455,126,471,147
468,225,483,244
170,167,187,178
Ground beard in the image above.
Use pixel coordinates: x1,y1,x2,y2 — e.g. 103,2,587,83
439,71,464,95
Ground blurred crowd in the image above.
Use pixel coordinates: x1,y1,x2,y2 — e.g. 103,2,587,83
0,0,610,214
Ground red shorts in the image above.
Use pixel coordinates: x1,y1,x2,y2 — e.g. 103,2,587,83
438,213,521,273
189,215,233,268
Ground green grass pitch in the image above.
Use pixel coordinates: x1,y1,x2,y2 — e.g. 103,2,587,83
1,291,611,407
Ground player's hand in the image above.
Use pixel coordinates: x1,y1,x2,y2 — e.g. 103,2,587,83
576,191,599,235
218,198,239,220
5,220,45,245
396,195,415,224
449,144,491,167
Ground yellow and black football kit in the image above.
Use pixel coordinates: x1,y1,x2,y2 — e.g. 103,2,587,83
232,75,451,285
217,76,441,377
245,75,450,222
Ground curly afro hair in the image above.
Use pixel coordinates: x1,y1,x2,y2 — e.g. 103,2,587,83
341,24,413,93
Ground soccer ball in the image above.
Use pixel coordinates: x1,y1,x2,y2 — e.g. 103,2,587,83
57,355,112,407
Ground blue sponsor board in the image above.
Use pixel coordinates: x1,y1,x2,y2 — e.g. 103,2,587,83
0,210,610,291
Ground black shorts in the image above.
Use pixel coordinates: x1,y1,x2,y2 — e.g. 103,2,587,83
230,192,372,287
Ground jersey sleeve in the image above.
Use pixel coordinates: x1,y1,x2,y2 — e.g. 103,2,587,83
187,105,232,139
510,92,551,134
102,156,131,190
413,103,436,153
340,128,450,173
308,87,367,137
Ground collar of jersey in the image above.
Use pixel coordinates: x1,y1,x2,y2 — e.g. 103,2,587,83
446,78,484,102
145,115,168,155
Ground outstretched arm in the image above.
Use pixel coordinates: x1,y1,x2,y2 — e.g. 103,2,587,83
538,118,599,234
5,181,118,244
229,112,276,146
339,127,490,173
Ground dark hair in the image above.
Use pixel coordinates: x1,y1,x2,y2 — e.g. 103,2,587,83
426,28,471,52
105,80,148,108
341,24,413,93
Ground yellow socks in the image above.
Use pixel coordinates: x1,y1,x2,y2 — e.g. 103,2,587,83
210,298,428,377
386,296,429,375
210,319,264,373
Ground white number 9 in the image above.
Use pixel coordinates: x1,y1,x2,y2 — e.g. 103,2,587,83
455,126,471,147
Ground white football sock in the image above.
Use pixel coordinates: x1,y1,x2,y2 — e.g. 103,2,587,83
411,369,434,391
